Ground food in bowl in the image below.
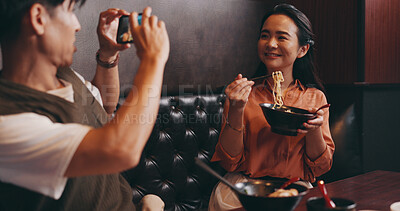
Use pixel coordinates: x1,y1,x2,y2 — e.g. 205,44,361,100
282,108,293,113
234,181,309,211
269,188,299,197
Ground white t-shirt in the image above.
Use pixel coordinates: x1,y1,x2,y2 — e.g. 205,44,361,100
0,71,103,199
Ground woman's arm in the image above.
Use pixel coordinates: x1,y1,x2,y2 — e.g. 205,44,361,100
299,97,335,179
302,108,328,160
216,74,254,161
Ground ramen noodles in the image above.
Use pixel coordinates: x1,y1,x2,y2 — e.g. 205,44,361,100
272,71,284,108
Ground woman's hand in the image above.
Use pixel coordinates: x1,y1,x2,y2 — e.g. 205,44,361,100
297,108,326,134
225,74,255,111
301,106,330,161
97,8,131,61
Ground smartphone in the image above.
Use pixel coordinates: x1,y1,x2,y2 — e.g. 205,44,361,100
116,13,142,44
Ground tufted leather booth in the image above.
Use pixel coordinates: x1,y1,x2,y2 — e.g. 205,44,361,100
121,94,227,211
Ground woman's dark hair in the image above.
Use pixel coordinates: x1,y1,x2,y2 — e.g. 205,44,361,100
253,4,325,92
0,0,86,42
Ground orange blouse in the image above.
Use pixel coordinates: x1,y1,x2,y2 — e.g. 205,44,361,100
212,79,335,182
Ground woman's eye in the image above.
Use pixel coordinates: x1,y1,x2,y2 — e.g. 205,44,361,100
279,36,287,40
260,34,269,39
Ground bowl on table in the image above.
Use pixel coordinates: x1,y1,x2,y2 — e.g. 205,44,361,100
259,103,316,136
234,180,309,211
306,197,356,211
195,158,308,211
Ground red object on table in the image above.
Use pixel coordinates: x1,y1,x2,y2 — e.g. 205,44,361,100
280,177,301,189
317,180,336,208
295,170,400,210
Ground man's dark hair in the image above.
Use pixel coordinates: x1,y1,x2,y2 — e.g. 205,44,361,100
253,4,325,93
0,0,86,42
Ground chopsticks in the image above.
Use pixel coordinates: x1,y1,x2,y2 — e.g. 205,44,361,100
249,74,272,81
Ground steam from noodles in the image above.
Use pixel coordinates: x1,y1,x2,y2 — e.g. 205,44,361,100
272,71,284,108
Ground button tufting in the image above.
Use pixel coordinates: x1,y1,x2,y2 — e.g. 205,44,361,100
122,94,226,211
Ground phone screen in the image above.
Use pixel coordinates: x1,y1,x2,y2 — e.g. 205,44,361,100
116,13,142,44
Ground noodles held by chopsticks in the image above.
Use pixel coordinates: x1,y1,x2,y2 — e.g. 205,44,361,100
272,71,284,108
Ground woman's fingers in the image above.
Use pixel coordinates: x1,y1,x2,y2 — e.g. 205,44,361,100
226,78,254,109
236,81,254,98
298,113,324,133
235,74,243,80
227,78,252,92
241,86,253,100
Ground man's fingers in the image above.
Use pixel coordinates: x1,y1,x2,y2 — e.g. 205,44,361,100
141,7,152,26
158,20,166,28
115,43,131,51
130,12,139,28
149,15,158,27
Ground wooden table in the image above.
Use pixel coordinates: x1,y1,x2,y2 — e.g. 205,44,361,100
295,170,400,211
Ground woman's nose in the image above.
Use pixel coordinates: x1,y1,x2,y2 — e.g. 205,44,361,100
267,38,278,49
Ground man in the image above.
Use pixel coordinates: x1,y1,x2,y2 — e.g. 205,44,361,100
0,0,169,210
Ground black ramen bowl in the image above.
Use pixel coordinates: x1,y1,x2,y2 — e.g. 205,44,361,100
306,197,357,211
259,103,317,136
234,180,309,211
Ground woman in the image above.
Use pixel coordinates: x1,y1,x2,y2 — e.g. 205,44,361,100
209,4,334,210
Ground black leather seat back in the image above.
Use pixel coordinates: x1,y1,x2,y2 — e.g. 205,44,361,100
122,94,226,211
318,86,363,183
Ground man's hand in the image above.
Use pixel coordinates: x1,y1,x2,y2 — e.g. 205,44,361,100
129,7,170,65
97,8,131,61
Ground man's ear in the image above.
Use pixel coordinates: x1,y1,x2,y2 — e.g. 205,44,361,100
297,44,310,58
29,3,49,35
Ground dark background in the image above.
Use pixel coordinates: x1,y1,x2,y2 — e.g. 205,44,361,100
0,0,399,180
72,0,282,95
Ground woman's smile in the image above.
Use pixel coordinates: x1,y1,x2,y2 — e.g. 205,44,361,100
264,53,281,58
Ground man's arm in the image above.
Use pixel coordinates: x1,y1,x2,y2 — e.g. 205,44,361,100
91,9,130,114
92,53,120,114
65,7,170,177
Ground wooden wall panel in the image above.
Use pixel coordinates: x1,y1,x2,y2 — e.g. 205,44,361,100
365,0,400,84
285,0,359,84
